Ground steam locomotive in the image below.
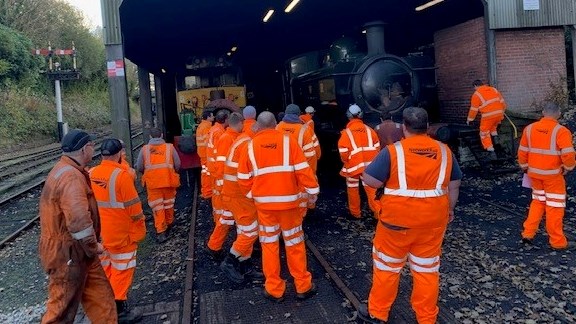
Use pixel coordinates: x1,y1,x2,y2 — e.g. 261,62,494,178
284,21,438,135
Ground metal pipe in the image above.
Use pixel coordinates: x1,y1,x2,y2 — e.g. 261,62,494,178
55,80,64,141
483,0,498,86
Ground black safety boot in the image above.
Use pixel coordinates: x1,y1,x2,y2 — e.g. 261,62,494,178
240,258,264,281
263,289,284,303
220,253,245,283
551,242,576,251
521,237,534,245
116,300,143,324
488,151,498,161
357,303,387,324
207,247,225,261
296,283,318,301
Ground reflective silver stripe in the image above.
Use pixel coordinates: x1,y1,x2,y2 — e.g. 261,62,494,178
565,165,575,171
227,136,250,162
216,156,227,162
247,141,258,174
283,225,302,237
480,98,501,109
304,151,315,157
519,163,529,168
283,135,290,166
474,91,486,105
237,221,258,232
254,165,295,176
469,107,479,112
259,224,280,232
144,144,173,170
284,234,304,246
526,124,533,149
111,260,137,271
545,193,565,199
294,162,309,170
409,263,440,273
100,260,111,267
394,142,407,189
561,147,575,154
408,253,439,265
260,234,280,243
525,124,565,156
164,198,175,203
373,259,403,272
223,174,237,181
550,124,561,151
220,218,235,225
54,166,74,179
302,143,314,151
237,172,252,179
253,194,301,203
528,148,561,155
532,189,545,195
341,161,370,174
532,195,546,201
110,251,137,260
339,148,349,153
546,201,566,207
345,129,357,151
528,167,561,175
384,188,446,198
96,168,125,209
305,187,320,194
148,198,163,207
124,197,140,208
71,226,95,240
373,247,406,263
436,144,448,189
215,179,224,186
366,126,373,147
226,161,239,168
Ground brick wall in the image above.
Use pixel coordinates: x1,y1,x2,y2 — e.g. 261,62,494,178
495,28,566,113
434,19,567,121
434,18,487,123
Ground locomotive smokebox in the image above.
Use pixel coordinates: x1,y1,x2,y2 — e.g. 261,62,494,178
364,21,386,56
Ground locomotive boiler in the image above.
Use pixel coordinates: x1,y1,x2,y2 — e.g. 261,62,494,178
285,21,438,139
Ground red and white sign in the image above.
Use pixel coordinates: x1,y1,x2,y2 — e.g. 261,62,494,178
107,60,125,77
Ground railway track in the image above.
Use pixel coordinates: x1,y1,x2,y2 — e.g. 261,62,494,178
0,127,144,248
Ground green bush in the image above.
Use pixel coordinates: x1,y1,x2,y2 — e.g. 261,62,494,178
0,24,41,85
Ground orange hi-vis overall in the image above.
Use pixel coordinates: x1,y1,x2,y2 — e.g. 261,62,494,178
369,135,453,324
467,85,506,150
207,123,226,223
243,118,256,134
518,117,576,249
196,119,213,198
277,121,319,173
300,114,315,132
207,127,240,252
338,119,381,217
90,160,146,301
237,129,319,298
120,153,137,182
142,143,180,234
221,133,259,259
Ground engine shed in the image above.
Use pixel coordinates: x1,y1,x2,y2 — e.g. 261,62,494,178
109,0,576,142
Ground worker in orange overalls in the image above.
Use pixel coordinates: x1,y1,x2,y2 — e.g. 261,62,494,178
466,79,507,160
242,105,257,133
301,106,316,131
118,140,137,182
518,102,576,250
338,104,381,219
237,111,319,302
196,110,215,199
358,107,462,324
136,128,181,243
206,110,230,259
207,112,243,255
90,139,146,323
39,129,117,323
219,114,264,283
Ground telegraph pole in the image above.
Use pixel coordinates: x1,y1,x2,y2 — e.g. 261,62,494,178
33,43,80,141
101,0,133,163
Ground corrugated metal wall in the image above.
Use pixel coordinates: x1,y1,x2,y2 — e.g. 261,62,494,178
488,0,576,29
101,0,123,45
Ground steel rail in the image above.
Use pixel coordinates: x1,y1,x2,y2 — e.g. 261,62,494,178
181,181,198,324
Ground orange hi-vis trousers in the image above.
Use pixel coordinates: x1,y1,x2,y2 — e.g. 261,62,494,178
258,208,312,299
147,187,177,234
200,157,212,199
227,195,259,258
207,195,235,252
346,176,380,218
99,246,138,300
368,223,446,324
522,175,568,249
479,116,503,150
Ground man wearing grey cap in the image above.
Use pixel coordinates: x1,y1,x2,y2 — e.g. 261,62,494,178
38,129,117,323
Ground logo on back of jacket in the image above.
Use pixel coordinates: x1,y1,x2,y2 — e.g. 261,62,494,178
281,127,296,134
261,143,278,149
536,128,549,135
150,147,164,155
409,147,438,159
91,178,108,189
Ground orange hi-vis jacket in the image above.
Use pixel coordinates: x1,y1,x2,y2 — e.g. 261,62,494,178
467,85,506,123
141,143,179,189
518,117,576,179
213,128,241,191
90,160,146,250
196,120,212,159
277,121,318,165
243,119,256,134
338,119,380,177
237,129,320,210
207,123,226,175
120,155,136,182
380,135,453,229
300,114,315,131
222,133,252,198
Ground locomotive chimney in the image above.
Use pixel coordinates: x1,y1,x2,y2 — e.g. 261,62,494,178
364,21,386,56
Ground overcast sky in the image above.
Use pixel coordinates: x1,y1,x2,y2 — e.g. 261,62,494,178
65,0,102,28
